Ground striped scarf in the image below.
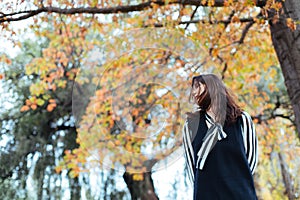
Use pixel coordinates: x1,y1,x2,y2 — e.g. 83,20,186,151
195,114,227,170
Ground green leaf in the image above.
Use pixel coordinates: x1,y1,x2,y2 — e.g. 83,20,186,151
36,98,45,106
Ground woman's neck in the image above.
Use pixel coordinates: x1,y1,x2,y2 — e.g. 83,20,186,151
206,109,216,121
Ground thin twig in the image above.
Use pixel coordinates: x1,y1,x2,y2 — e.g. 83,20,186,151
184,5,199,30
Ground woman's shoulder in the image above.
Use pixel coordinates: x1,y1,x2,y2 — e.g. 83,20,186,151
185,108,204,120
237,111,254,127
240,111,253,120
186,111,200,118
227,111,250,126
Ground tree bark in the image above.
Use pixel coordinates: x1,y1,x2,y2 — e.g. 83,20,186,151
123,171,159,200
268,0,300,138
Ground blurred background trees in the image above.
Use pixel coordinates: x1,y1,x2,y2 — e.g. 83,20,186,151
0,0,299,199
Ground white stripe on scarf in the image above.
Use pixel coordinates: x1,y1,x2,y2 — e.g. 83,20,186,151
195,114,227,170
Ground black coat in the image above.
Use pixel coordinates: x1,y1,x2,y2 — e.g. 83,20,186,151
183,110,258,200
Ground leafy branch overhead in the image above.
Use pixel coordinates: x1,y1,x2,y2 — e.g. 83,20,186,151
1,0,300,199
0,0,267,23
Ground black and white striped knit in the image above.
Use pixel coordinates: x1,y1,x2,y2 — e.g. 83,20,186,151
182,110,258,183
240,111,258,174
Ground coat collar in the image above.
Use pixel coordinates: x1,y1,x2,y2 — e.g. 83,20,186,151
185,109,201,142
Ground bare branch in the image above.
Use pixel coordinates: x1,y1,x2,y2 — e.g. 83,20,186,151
237,12,264,44
237,21,255,44
184,5,199,30
143,17,258,28
221,62,228,79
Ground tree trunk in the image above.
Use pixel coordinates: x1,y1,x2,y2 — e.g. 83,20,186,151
268,0,300,138
123,171,159,200
278,152,295,200
69,177,81,200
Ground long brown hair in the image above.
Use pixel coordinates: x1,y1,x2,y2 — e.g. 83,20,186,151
189,74,242,124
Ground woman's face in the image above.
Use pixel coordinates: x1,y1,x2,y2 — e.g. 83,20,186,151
192,81,205,97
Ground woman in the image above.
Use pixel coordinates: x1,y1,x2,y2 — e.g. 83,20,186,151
182,74,258,199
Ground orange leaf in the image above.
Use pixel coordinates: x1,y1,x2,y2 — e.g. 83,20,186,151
30,104,37,110
20,105,30,112
107,140,115,149
115,140,121,146
25,99,31,105
231,16,240,23
211,48,219,57
132,109,139,116
125,143,133,152
49,99,56,104
47,104,55,112
55,166,62,174
286,18,296,31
